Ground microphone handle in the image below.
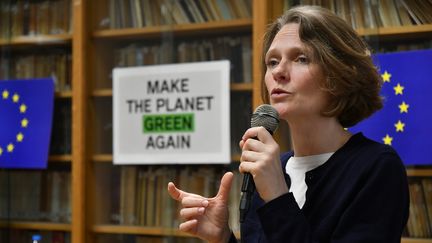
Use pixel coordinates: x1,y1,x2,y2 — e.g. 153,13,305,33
239,132,274,223
239,172,255,223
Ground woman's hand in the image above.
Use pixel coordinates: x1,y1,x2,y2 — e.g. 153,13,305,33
167,172,234,243
239,126,289,202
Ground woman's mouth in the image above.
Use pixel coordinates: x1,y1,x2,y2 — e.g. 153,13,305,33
271,88,291,98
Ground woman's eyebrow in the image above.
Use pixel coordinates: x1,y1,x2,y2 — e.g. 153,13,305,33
266,45,308,59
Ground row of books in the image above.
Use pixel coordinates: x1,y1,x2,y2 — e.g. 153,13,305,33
107,165,432,239
230,93,252,155
1,165,430,239
0,170,71,223
0,230,70,243
104,0,251,29
50,99,72,155
285,0,432,29
0,51,72,92
92,98,114,154
105,165,242,232
114,35,252,83
0,0,72,39
406,178,432,238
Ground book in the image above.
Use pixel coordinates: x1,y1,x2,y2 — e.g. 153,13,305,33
407,179,431,237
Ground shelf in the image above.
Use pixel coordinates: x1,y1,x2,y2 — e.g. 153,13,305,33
0,34,72,47
92,89,113,97
55,91,73,98
92,19,252,40
401,238,432,243
406,168,432,177
90,226,429,242
356,24,432,40
230,83,253,92
0,221,71,231
92,154,113,162
49,154,72,162
93,154,241,163
91,83,252,97
91,225,192,237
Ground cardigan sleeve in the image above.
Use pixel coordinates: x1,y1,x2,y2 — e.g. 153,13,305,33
331,151,409,242
256,151,409,243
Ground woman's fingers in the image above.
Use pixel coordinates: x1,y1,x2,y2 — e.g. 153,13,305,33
179,219,198,234
180,207,205,220
167,182,203,202
215,172,234,203
167,182,185,201
182,197,208,208
242,126,274,144
241,137,262,152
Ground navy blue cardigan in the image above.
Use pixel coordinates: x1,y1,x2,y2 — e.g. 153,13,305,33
231,133,409,243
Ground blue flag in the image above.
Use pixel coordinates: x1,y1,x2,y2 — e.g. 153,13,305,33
0,78,54,169
350,49,432,165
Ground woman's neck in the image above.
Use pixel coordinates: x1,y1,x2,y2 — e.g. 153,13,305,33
288,117,351,157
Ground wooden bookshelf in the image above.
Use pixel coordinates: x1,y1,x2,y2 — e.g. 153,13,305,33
401,238,432,243
407,168,432,177
49,154,72,162
356,24,432,40
91,225,192,237
92,154,112,162
92,19,252,40
0,34,72,47
1,0,431,242
92,154,241,163
86,1,432,242
0,221,71,232
55,91,73,98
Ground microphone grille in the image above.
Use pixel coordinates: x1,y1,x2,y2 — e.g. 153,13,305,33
251,104,280,134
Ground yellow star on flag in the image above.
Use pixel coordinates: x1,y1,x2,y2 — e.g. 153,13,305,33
12,93,20,103
399,102,409,113
16,133,24,142
0,147,2,155
2,90,9,99
381,71,391,83
19,104,27,113
7,143,14,152
383,134,393,145
21,118,29,128
394,83,404,95
394,120,405,132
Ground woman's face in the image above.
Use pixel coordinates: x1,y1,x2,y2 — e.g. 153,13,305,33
264,23,329,122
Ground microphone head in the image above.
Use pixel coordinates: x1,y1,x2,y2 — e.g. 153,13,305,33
251,104,280,134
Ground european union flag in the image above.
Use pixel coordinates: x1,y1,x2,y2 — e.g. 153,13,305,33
350,49,432,165
0,78,54,169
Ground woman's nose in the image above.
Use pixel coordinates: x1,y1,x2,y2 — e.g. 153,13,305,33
272,62,289,82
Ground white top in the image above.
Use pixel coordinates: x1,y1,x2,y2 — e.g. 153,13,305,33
285,152,334,209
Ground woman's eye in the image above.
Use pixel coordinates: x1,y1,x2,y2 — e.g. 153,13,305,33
266,59,279,68
296,55,309,64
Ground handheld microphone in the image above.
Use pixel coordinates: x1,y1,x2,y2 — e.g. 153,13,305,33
239,104,279,223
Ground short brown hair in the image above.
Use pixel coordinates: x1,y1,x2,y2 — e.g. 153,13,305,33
261,5,383,127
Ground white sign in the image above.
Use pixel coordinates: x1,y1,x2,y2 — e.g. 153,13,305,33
113,61,231,164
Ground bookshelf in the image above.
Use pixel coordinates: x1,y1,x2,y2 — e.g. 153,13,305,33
0,0,73,242
0,0,431,243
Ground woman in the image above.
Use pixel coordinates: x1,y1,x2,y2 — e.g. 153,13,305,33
168,5,409,243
